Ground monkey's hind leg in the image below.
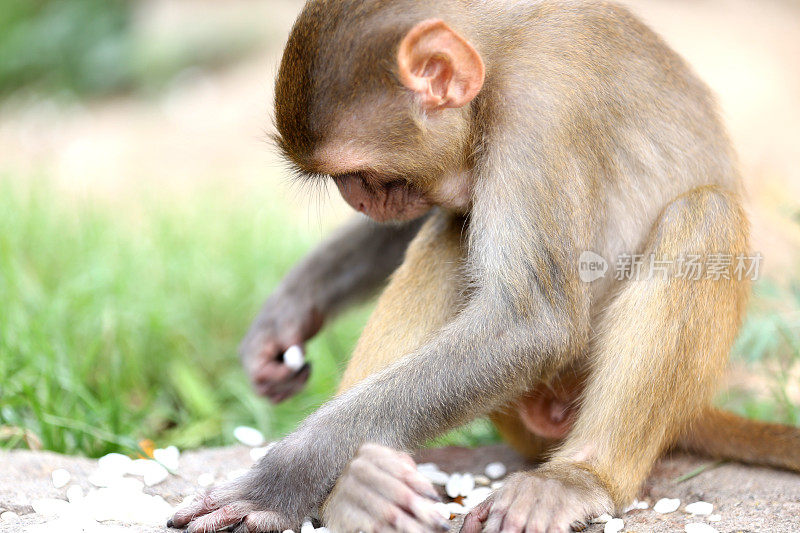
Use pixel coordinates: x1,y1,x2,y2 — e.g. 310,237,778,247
465,186,750,532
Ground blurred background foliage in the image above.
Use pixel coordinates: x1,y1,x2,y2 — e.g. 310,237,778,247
0,0,798,457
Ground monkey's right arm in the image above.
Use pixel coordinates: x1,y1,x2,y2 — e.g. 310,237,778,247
240,215,427,402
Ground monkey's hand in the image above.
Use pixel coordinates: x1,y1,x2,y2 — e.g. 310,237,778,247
169,440,322,532
323,443,450,533
239,292,323,403
460,465,612,533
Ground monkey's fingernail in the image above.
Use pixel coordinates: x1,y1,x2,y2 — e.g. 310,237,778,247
166,519,174,528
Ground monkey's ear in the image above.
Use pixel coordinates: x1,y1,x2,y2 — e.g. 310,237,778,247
398,19,485,110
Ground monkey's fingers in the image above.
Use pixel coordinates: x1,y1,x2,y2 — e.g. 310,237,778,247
460,499,492,533
230,510,294,533
184,502,253,533
169,491,225,529
362,444,440,501
264,364,311,403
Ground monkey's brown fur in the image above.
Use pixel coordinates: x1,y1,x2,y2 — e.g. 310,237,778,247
171,1,800,532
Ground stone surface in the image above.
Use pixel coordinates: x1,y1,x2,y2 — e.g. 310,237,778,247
2,445,799,532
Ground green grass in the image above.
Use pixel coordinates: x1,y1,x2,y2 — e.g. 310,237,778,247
0,177,796,458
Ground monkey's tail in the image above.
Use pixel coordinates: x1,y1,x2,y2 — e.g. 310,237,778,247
675,407,800,472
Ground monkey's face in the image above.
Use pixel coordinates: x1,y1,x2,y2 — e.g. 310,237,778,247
273,13,484,223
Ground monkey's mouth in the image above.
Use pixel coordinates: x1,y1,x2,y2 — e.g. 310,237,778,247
333,173,432,223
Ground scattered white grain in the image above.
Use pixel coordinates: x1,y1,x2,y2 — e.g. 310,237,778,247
250,443,276,462
97,453,132,476
31,498,70,516
314,527,331,533
283,345,305,372
604,518,624,533
434,502,452,520
685,501,713,516
462,487,492,510
592,513,613,524
153,446,180,471
623,498,649,513
685,523,718,533
446,473,463,498
66,485,84,503
653,498,681,514
707,514,721,522
484,462,507,480
474,474,490,486
300,519,315,533
446,502,468,515
459,473,475,496
234,426,265,447
51,468,71,489
283,530,296,533
198,473,215,487
1,511,20,522
141,461,170,486
417,464,450,485
490,481,504,490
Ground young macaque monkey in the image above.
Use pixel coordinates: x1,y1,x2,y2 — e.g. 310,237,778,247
171,0,800,532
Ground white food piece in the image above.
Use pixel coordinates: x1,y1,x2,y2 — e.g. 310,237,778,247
490,481,504,490
301,519,315,533
31,498,70,516
604,518,624,533
484,462,507,480
446,473,463,498
140,461,170,486
98,453,133,476
51,468,71,488
417,463,450,485
153,445,180,471
707,514,721,522
623,498,649,513
234,426,265,447
314,528,331,533
433,502,452,520
685,523,718,533
446,502,468,515
250,443,276,462
653,498,681,514
198,473,215,487
592,513,613,524
459,473,475,496
685,501,714,516
66,485,84,503
462,487,493,510
1,511,20,522
283,345,305,372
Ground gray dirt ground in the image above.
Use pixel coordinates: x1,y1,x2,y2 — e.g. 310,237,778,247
2,445,799,532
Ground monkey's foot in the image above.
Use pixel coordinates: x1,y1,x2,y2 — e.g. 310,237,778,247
461,465,612,533
168,481,295,533
323,443,450,533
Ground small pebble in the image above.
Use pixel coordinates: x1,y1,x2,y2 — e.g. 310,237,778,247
1,511,20,522
685,501,713,516
707,514,721,522
283,345,306,372
51,468,71,489
685,523,718,533
234,426,265,447
198,473,215,487
592,513,613,524
474,474,490,486
153,445,180,471
653,498,681,514
604,518,624,533
484,462,507,480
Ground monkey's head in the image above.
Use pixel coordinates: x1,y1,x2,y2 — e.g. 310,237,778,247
273,2,485,223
